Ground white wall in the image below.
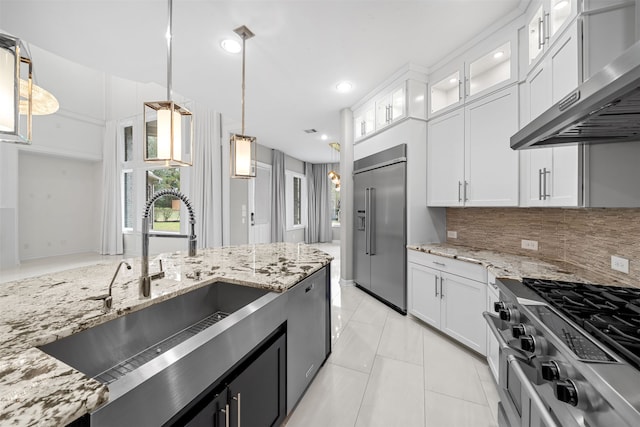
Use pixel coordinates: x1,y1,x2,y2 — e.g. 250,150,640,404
354,119,446,245
18,152,101,260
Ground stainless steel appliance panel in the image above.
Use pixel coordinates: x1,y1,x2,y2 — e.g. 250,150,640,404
353,144,407,313
353,169,372,290
369,161,406,309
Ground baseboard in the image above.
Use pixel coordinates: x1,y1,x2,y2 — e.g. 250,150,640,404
339,278,354,286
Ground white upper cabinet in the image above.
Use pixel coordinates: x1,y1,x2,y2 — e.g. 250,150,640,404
527,0,578,67
353,79,426,142
429,34,516,117
427,86,519,207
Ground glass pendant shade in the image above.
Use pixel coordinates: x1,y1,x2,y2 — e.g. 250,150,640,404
143,101,193,166
230,134,256,178
0,33,32,144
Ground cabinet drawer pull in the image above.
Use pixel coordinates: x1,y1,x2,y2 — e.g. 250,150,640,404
221,403,230,427
233,393,241,427
305,283,314,293
432,261,446,267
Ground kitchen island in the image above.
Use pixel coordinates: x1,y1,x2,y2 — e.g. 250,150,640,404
0,243,333,426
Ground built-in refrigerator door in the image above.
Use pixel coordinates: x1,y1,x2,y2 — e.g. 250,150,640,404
353,170,371,290
370,162,407,311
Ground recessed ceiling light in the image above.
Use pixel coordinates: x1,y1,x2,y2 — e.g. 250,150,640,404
449,78,457,84
321,134,328,140
336,81,353,93
493,51,504,59
221,39,241,53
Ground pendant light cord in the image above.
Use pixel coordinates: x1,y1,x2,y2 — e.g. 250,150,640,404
166,0,173,101
241,33,246,135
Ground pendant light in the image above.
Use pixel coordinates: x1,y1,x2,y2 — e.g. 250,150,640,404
327,142,340,187
0,33,32,144
143,0,193,166
230,25,256,179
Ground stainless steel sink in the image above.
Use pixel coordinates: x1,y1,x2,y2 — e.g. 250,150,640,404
39,281,286,427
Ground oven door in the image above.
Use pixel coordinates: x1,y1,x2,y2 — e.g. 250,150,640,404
484,312,560,427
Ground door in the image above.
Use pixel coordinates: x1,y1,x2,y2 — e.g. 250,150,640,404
227,332,286,427
184,388,228,427
440,272,487,355
353,170,372,289
427,109,465,206
370,162,406,311
408,263,441,329
248,162,271,244
464,86,519,206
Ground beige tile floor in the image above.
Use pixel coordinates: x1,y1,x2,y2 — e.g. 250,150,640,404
287,243,500,427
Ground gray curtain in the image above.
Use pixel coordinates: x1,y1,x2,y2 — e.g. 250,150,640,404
306,163,333,243
305,162,316,243
191,107,222,248
271,149,286,242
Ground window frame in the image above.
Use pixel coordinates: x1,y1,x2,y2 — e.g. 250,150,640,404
285,170,307,231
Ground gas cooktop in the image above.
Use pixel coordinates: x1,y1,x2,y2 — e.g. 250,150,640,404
522,278,640,369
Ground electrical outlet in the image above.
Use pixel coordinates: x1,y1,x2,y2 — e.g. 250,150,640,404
447,230,458,239
611,255,629,274
521,239,538,251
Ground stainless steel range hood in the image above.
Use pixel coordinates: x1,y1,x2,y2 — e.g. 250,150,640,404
511,41,640,150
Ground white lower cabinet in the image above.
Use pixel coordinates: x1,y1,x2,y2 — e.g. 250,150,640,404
486,272,500,383
408,251,487,355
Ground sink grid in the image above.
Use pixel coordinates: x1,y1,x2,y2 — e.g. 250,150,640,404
94,310,230,385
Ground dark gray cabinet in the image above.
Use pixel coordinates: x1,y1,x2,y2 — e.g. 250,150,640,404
174,330,286,427
286,267,330,412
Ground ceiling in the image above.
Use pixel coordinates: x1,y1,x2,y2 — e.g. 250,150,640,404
0,0,526,163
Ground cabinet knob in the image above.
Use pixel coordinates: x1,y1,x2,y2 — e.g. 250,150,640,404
541,361,561,382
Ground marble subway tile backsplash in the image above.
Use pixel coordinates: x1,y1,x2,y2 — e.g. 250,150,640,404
446,208,640,286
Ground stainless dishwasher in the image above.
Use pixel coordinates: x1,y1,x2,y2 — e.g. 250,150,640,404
286,267,329,412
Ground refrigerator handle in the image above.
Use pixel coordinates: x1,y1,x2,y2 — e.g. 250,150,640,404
365,188,370,255
369,188,376,256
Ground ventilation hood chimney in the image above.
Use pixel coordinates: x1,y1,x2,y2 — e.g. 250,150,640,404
511,41,640,150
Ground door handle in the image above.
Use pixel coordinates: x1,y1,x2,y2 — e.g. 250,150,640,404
369,188,376,255
544,12,550,43
464,181,468,202
543,168,551,200
538,169,543,200
537,16,544,49
434,275,438,297
440,277,444,299
221,403,230,427
458,181,462,203
250,212,255,226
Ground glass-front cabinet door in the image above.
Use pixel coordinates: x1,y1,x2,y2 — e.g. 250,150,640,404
468,41,512,97
549,0,574,40
528,4,545,64
430,71,461,115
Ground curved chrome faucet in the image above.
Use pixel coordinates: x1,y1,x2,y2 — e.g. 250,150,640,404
140,189,197,298
102,261,132,311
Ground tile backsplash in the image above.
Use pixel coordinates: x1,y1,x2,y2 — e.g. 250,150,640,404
446,208,640,286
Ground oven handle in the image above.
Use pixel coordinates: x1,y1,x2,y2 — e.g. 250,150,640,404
483,312,533,362
507,354,560,427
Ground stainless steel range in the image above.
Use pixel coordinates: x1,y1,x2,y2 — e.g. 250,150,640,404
484,277,640,427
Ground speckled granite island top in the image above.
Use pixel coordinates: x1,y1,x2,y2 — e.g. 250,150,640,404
0,243,332,426
408,243,629,286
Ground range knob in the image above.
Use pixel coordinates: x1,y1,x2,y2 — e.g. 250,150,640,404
541,361,561,381
499,308,520,323
511,323,534,338
555,380,579,406
494,301,507,313
520,335,536,352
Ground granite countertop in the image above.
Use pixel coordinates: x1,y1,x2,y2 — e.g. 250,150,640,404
0,243,333,426
407,243,629,286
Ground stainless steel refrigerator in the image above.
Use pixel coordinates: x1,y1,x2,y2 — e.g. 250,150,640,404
353,144,407,314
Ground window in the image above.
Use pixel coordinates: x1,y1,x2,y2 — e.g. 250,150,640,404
124,125,133,162
286,171,307,230
147,168,181,233
123,170,133,230
330,179,340,226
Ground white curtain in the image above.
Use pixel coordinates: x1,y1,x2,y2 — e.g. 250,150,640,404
305,162,316,243
306,163,333,243
271,149,286,242
191,106,223,248
99,120,123,255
